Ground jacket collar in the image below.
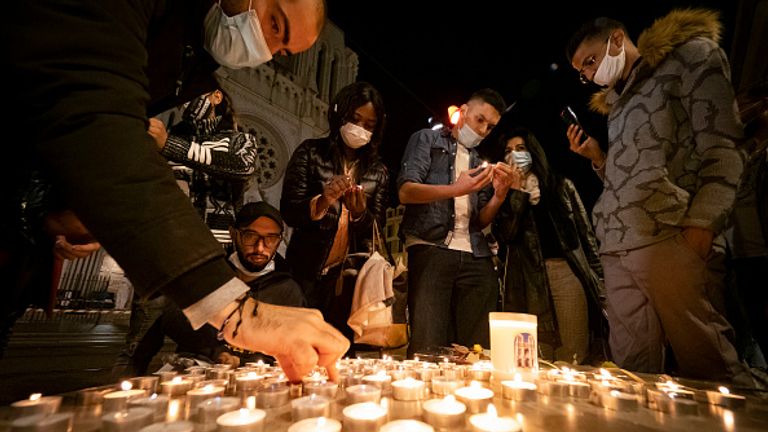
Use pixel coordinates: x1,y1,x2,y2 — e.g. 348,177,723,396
590,8,722,114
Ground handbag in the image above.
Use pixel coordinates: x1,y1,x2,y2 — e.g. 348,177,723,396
347,220,408,348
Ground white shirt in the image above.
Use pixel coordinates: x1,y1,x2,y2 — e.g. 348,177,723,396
447,142,472,253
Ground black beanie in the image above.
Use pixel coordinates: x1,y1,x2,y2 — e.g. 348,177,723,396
234,201,284,231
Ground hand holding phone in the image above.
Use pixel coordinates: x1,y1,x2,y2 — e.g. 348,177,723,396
561,106,588,143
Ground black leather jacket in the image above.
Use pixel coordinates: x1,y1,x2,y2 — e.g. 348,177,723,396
281,138,389,280
492,178,606,346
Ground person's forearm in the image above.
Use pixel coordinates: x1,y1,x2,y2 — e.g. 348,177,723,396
399,182,461,204
478,193,505,228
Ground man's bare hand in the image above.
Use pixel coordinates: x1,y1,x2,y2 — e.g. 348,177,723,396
147,118,168,150
218,300,349,382
682,226,714,260
491,162,514,198
455,164,493,196
566,124,604,166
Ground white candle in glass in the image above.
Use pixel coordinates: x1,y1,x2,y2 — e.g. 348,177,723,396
287,417,342,432
216,408,266,432
342,402,387,432
186,384,225,412
455,381,494,414
256,382,290,408
600,390,639,411
380,419,435,432
363,370,393,393
705,386,746,410
430,376,461,396
501,373,538,401
9,413,72,432
137,421,195,432
128,393,169,422
236,372,264,393
292,395,331,421
468,361,494,382
469,404,521,432
489,312,538,382
160,376,194,397
345,384,382,404
197,396,241,425
10,393,62,419
303,381,339,399
392,377,426,401
101,407,154,432
129,376,160,394
422,395,467,430
103,381,148,413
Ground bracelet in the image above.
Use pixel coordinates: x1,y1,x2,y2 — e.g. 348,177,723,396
216,296,255,341
592,153,607,171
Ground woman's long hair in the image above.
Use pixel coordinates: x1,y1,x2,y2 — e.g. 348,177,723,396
327,82,386,181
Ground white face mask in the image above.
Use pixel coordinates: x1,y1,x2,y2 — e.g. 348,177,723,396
507,150,533,172
340,122,372,149
203,2,273,69
593,36,626,87
457,122,483,148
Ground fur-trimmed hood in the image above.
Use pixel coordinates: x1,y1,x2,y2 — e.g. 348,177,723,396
590,8,722,114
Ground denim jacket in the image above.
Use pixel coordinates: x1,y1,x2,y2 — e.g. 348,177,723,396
397,128,492,257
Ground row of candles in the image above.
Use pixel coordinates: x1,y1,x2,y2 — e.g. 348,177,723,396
8,355,748,432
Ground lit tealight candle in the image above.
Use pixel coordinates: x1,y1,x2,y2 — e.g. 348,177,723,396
706,386,746,410
454,381,494,414
600,390,639,412
345,384,382,405
392,377,426,401
469,361,494,382
380,419,435,432
422,395,467,430
101,407,154,432
287,417,342,432
430,376,461,397
292,395,331,421
216,408,266,432
103,381,149,413
342,402,387,432
556,370,590,399
236,372,264,393
255,382,290,409
303,381,339,399
137,421,195,432
469,404,522,432
129,376,160,394
10,393,62,419
186,384,225,414
9,413,72,432
197,396,241,425
647,389,699,415
363,370,393,394
160,376,194,397
128,393,170,422
501,373,538,401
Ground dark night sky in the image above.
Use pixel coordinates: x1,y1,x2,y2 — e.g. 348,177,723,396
326,0,742,210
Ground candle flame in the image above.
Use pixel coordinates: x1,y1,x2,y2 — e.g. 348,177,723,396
121,381,133,391
29,393,42,401
172,376,183,384
470,380,482,389
723,410,735,431
719,386,730,395
414,356,420,362
239,408,249,418
246,396,256,410
599,368,612,379
150,393,158,400
445,395,456,403
256,360,264,366
610,390,620,397
166,399,181,422
513,373,522,383
247,372,258,379
380,398,389,411
317,417,327,426
487,403,498,417
664,380,678,391
203,384,214,391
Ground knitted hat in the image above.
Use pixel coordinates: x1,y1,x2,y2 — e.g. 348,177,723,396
234,201,284,231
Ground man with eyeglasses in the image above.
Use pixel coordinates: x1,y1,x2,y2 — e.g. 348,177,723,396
563,11,751,386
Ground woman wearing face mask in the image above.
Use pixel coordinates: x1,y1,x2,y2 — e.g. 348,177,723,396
281,82,389,351
492,127,607,364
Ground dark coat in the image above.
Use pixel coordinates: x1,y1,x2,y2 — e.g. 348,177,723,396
492,178,606,346
280,138,389,280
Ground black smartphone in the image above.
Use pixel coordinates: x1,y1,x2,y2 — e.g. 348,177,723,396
561,106,588,143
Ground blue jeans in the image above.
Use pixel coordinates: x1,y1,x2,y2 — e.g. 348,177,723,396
406,245,499,357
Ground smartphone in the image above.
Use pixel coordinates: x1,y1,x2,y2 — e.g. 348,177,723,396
561,106,588,143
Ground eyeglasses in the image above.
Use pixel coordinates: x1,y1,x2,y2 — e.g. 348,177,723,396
578,55,597,84
237,230,282,248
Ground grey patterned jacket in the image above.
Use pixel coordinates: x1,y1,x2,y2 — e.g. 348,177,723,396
589,9,745,253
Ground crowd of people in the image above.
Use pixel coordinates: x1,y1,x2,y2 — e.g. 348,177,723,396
2,0,766,390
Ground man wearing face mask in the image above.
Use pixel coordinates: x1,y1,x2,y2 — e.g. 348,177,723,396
3,0,350,382
281,82,389,353
564,11,751,385
398,89,514,357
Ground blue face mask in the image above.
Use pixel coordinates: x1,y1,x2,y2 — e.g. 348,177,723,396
508,150,533,172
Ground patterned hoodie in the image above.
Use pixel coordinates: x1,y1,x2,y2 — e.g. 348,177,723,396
590,8,745,253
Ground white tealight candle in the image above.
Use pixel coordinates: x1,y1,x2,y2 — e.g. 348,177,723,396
103,381,148,413
9,413,72,432
342,402,387,432
706,386,746,410
236,372,264,393
292,395,331,421
197,396,241,425
288,417,342,432
303,381,339,399
501,374,538,401
430,376,461,396
256,382,290,408
345,384,382,404
600,390,639,412
469,361,494,382
454,381,494,414
128,393,170,422
422,395,467,430
647,389,699,415
469,404,521,432
363,371,393,393
380,419,435,432
392,377,426,401
129,376,160,394
489,312,538,382
186,384,225,413
216,408,266,432
138,421,195,432
160,376,194,397
10,393,62,419
101,407,154,432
